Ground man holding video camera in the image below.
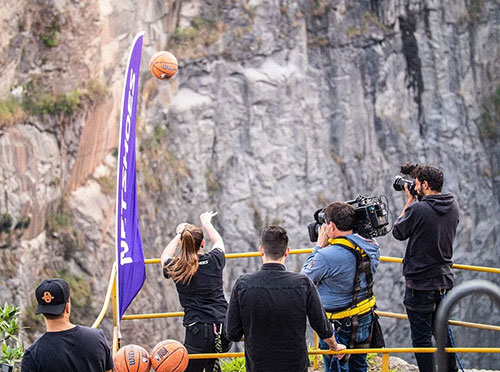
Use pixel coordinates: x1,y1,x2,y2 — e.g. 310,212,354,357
302,202,381,372
393,163,459,372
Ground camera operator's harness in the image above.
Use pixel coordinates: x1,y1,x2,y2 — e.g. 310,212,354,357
324,237,378,349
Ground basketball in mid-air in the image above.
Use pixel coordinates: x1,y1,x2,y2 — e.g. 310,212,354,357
150,339,189,372
149,51,178,80
113,344,151,372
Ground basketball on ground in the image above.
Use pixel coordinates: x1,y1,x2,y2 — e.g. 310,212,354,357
151,339,189,372
113,344,151,372
149,51,178,80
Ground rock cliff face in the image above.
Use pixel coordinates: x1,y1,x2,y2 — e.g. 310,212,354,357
1,0,499,368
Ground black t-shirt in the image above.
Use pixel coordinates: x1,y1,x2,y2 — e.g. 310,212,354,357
164,248,228,325
21,325,113,372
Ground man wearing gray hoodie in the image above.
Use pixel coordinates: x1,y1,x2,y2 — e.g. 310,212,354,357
393,163,459,372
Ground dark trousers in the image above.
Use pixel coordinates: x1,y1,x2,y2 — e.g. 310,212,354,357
404,287,457,372
184,322,232,372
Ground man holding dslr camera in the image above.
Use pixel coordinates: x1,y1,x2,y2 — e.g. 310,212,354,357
301,202,381,372
393,163,459,372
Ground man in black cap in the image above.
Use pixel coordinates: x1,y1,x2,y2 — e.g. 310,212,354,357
21,278,113,372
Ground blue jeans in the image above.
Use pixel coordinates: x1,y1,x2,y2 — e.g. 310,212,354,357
404,287,457,372
319,312,372,372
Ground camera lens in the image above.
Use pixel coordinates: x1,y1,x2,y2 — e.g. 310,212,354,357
393,176,407,191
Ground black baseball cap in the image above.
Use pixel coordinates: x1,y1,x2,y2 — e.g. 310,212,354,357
35,278,70,315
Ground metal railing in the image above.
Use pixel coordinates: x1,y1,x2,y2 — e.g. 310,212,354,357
92,249,500,370
435,280,500,372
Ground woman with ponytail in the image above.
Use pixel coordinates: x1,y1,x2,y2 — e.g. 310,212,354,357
161,211,232,372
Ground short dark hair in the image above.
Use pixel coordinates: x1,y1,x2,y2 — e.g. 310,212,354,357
401,163,444,192
323,202,355,231
415,166,443,192
43,312,66,320
261,226,289,260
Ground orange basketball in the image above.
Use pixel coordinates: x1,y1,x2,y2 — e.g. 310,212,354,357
150,339,189,372
149,51,178,80
114,344,151,372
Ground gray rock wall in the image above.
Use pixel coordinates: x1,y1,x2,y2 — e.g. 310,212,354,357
0,0,499,368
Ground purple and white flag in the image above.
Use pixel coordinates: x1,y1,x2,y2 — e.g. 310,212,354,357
115,32,146,320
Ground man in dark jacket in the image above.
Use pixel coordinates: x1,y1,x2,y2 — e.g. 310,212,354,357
225,225,345,372
393,164,459,372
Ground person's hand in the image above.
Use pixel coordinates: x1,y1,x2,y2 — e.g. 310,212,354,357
330,343,346,359
176,223,187,234
404,183,417,203
317,223,332,248
200,211,217,225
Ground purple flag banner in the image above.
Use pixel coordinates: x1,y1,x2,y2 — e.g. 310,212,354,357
115,32,146,320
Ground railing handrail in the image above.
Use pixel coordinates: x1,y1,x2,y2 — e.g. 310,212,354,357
145,250,500,274
186,347,500,359
120,309,500,332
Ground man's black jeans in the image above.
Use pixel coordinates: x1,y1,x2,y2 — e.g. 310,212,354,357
404,287,457,372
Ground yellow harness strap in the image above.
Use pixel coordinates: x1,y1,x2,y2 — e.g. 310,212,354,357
328,237,367,258
325,296,376,320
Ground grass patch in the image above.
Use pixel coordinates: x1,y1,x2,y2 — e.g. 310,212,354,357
221,357,246,372
0,213,30,250
479,87,500,140
46,204,73,236
168,16,226,58
40,19,60,48
0,98,27,127
467,0,485,22
96,175,115,195
23,88,82,115
1,77,109,127
205,171,220,194
308,36,329,47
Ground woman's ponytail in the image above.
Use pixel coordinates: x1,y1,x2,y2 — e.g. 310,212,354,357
166,225,203,284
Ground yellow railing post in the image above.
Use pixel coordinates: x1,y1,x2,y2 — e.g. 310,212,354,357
381,352,389,372
313,332,319,370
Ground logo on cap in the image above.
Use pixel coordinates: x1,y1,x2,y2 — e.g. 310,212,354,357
42,291,54,303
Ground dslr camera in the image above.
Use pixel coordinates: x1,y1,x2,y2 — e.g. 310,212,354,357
307,195,389,242
393,176,417,196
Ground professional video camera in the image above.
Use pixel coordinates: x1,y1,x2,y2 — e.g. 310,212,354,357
307,195,390,241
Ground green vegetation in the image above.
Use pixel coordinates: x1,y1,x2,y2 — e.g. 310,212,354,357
479,87,500,140
19,301,44,337
0,78,109,127
86,79,109,101
467,0,485,22
0,212,31,250
308,36,329,47
221,357,246,372
205,171,220,194
23,88,82,115
0,99,26,127
171,16,219,45
343,11,387,38
51,211,72,230
0,302,24,371
40,19,60,48
168,16,225,58
58,270,95,325
96,175,115,195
